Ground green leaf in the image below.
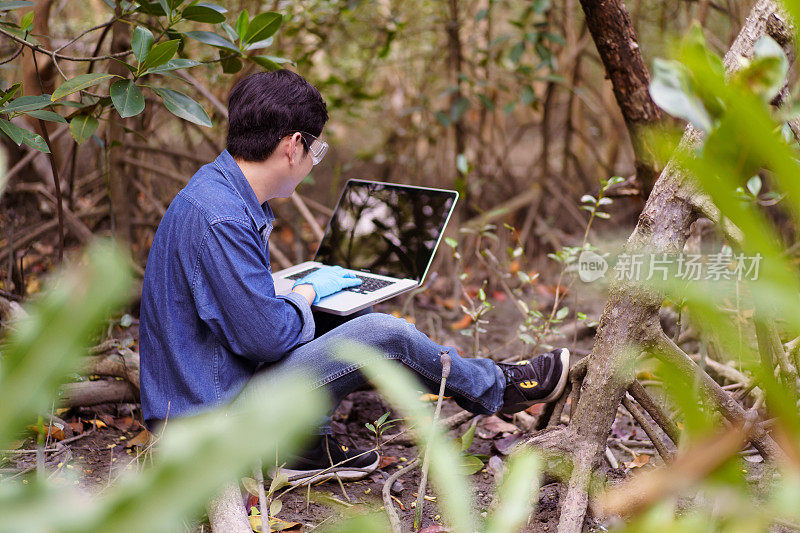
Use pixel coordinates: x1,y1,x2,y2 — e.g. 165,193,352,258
460,423,476,452
456,153,468,175
110,80,145,118
510,41,525,64
194,1,226,12
181,4,225,23
20,127,49,152
0,0,33,10
0,83,22,107
734,36,789,102
184,31,239,52
0,118,49,153
51,73,118,101
132,26,154,64
243,12,281,45
221,22,238,43
0,117,25,144
133,0,166,16
143,58,201,74
244,37,273,51
19,10,33,31
250,55,284,71
251,55,293,69
747,175,762,196
151,87,212,127
459,454,485,475
556,306,569,320
450,97,469,122
157,0,170,18
220,54,242,74
235,10,249,41
649,58,713,132
139,39,180,72
69,115,99,144
1,94,52,114
24,110,67,123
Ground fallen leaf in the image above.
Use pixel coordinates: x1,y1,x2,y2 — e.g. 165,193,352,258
493,434,522,456
67,421,84,434
88,418,107,429
248,514,302,532
477,415,520,439
419,393,441,402
525,403,545,416
98,413,115,427
112,416,135,431
242,477,261,497
623,454,651,469
486,455,505,479
27,423,65,441
125,429,151,448
379,456,399,469
450,314,473,330
419,526,448,533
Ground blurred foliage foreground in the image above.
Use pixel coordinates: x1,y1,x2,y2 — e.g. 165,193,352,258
9,3,800,533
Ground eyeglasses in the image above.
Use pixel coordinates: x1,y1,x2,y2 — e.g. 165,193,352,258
288,131,328,166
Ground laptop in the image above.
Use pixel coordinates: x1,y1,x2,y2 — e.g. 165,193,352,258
272,179,458,315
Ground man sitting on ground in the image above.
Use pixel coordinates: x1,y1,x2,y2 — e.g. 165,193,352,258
139,69,570,485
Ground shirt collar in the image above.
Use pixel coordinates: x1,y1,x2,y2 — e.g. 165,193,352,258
213,149,275,231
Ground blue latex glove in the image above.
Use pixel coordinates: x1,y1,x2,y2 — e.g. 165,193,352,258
292,265,363,304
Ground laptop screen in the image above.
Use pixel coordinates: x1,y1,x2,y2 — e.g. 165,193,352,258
314,180,458,281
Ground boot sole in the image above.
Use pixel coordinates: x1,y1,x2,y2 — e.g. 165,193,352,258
276,454,381,487
499,348,571,414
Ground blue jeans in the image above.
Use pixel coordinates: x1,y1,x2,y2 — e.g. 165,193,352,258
259,310,506,434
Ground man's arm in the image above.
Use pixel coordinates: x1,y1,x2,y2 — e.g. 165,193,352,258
192,220,315,362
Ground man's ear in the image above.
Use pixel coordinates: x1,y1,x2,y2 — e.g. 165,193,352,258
285,132,303,165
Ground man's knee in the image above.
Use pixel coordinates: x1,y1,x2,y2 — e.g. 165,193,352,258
348,312,416,346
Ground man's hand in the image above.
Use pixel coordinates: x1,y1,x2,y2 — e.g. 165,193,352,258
291,265,363,304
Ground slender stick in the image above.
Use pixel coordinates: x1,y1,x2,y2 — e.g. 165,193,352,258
31,52,65,261
383,458,420,533
253,461,268,530
414,351,451,530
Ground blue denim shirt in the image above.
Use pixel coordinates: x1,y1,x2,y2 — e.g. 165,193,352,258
139,150,315,428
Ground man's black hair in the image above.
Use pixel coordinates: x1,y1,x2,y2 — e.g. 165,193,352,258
226,69,328,161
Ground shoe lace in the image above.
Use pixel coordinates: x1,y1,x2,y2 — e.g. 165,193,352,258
503,355,549,382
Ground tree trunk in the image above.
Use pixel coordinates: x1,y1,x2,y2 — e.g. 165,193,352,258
579,0,662,196
107,9,134,244
525,2,789,531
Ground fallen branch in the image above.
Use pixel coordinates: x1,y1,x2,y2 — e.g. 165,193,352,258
621,395,674,463
59,379,137,407
598,422,751,518
627,380,680,445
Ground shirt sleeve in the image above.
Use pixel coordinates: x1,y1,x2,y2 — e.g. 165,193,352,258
191,220,315,362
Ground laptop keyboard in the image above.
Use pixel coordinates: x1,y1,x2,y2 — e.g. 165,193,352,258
285,268,394,294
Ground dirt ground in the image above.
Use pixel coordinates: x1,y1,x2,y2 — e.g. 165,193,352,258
5,282,647,532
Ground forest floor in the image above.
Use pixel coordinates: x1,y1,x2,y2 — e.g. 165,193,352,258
3,279,679,532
